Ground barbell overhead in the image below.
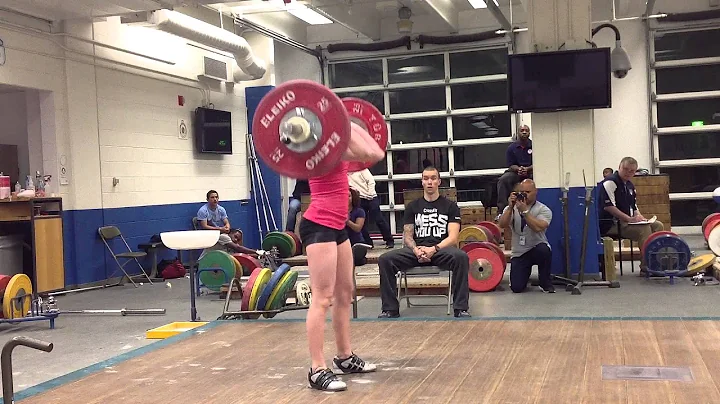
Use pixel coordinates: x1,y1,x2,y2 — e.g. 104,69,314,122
252,79,351,179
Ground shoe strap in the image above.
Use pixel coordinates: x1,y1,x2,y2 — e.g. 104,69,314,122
337,354,365,372
311,368,338,389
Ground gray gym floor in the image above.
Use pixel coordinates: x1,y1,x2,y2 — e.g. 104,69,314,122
2,235,717,396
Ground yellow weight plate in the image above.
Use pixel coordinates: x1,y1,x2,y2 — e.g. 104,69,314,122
686,254,715,275
249,268,272,310
459,225,488,247
266,270,298,310
229,255,242,279
3,274,32,319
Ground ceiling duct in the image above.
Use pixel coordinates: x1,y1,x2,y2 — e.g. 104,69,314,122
148,9,266,81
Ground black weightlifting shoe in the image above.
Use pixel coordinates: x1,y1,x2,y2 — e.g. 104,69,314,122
308,367,346,392
454,310,471,318
377,310,399,319
333,353,377,374
539,284,556,293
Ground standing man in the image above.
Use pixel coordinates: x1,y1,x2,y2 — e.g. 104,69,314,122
498,179,555,293
376,166,470,318
348,168,395,249
497,125,533,215
599,157,664,273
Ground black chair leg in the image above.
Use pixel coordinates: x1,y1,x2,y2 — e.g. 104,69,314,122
618,239,623,276
630,240,635,273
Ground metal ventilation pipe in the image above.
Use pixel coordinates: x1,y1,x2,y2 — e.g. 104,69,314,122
149,9,266,81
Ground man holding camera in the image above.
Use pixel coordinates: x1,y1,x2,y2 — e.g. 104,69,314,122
498,179,554,293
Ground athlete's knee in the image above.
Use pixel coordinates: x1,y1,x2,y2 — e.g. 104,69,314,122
312,293,334,309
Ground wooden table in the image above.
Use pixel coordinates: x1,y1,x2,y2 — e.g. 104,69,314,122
0,197,65,293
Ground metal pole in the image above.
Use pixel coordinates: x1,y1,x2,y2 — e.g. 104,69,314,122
2,337,53,403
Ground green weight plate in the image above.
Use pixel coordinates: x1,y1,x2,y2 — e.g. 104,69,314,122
262,232,294,258
198,250,236,291
279,232,297,256
263,270,299,318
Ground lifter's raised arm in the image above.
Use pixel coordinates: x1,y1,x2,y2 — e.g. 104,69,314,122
342,122,385,164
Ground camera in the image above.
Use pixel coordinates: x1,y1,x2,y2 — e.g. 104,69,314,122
513,191,527,202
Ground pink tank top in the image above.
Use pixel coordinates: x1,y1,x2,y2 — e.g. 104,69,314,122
303,161,350,230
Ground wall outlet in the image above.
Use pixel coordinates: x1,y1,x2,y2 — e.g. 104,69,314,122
178,119,188,140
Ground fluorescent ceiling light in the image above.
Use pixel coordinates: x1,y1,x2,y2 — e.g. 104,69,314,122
467,0,499,9
288,7,333,24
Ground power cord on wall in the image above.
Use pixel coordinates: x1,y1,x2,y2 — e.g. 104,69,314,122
0,38,5,66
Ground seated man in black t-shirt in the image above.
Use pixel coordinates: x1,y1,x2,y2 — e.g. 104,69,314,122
377,166,471,319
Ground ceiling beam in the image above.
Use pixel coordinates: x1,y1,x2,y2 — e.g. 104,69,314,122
420,0,459,33
487,0,512,30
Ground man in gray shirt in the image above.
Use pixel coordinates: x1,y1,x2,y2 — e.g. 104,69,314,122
497,179,554,293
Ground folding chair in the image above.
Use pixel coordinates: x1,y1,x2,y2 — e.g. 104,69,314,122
98,226,153,287
397,266,453,315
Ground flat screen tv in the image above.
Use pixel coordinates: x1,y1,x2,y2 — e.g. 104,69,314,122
508,47,612,113
194,107,232,154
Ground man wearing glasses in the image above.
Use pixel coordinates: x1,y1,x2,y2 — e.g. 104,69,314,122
497,125,533,216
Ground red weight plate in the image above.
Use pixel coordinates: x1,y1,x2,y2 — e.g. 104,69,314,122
702,213,720,233
460,242,486,253
284,231,302,256
241,267,262,312
641,230,677,255
477,241,507,268
252,79,350,179
704,217,720,241
342,98,388,173
0,275,11,294
477,221,502,244
233,253,262,277
476,225,495,245
467,247,505,292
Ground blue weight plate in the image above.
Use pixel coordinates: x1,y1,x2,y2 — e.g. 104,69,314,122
256,263,291,311
644,234,691,274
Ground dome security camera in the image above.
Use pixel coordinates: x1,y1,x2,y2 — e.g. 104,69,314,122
611,41,632,79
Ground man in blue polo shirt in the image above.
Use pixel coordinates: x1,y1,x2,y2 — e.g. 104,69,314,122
497,125,533,214
598,157,664,273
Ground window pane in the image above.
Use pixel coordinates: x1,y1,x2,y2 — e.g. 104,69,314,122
329,60,383,88
389,86,446,114
369,155,388,176
375,180,390,205
451,82,508,109
390,118,447,145
670,200,717,226
658,132,720,160
338,91,384,113
450,48,508,78
657,98,720,128
454,144,511,171
393,149,449,175
456,175,501,204
452,113,511,140
659,167,720,193
388,54,444,84
654,29,720,62
656,65,720,94
394,211,404,234
394,179,450,206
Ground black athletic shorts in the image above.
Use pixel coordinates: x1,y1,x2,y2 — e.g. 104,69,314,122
299,217,349,247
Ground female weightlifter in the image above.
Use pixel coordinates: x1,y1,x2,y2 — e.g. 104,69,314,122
299,122,385,392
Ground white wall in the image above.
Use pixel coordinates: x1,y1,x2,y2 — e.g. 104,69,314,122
0,10,280,210
591,19,651,181
0,91,29,182
25,90,44,178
